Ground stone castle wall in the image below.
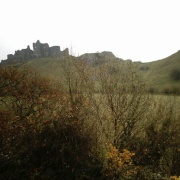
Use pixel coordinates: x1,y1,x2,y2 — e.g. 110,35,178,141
1,40,69,64
33,40,69,58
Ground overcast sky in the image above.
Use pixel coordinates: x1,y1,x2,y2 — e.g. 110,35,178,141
0,0,180,62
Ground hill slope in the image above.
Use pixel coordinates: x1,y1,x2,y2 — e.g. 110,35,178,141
15,50,180,94
137,50,180,92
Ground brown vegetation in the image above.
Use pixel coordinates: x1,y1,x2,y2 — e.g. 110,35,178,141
0,61,180,179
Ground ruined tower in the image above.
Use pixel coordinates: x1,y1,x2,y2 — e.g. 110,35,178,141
33,40,69,58
33,40,50,57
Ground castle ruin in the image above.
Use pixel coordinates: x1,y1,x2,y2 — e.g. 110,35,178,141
33,40,69,58
1,40,69,64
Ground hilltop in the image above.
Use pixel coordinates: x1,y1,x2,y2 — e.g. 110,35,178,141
1,41,180,94
137,50,180,93
0,40,69,65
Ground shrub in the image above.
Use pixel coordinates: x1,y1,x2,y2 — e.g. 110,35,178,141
130,97,180,177
0,110,103,179
147,87,157,94
171,68,180,81
0,67,103,179
139,66,149,71
163,86,180,95
103,144,138,179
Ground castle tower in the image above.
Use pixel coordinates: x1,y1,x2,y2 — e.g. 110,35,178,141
33,40,42,57
33,40,50,57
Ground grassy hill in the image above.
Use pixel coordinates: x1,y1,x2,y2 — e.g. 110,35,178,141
21,50,180,94
137,50,180,93
25,57,64,81
24,53,121,82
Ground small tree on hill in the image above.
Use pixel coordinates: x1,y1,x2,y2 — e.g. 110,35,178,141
97,61,151,148
171,68,180,81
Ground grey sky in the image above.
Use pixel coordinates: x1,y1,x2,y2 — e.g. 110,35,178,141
0,0,180,62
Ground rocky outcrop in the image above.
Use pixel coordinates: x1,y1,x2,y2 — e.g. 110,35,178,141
80,51,116,62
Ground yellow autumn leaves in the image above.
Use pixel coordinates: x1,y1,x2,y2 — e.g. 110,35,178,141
103,144,137,179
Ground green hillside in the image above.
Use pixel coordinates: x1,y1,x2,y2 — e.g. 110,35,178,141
21,50,180,94
137,50,180,93
25,57,71,83
24,52,121,81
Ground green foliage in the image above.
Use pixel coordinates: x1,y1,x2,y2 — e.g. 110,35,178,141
171,68,180,81
139,66,149,71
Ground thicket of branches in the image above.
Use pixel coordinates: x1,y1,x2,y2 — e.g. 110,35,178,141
0,61,180,179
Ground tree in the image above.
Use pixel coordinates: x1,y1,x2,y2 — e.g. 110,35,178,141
0,65,102,179
61,57,111,147
97,61,151,148
0,66,64,121
171,68,180,81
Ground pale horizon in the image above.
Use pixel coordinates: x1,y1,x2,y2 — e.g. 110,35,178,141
0,0,180,62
